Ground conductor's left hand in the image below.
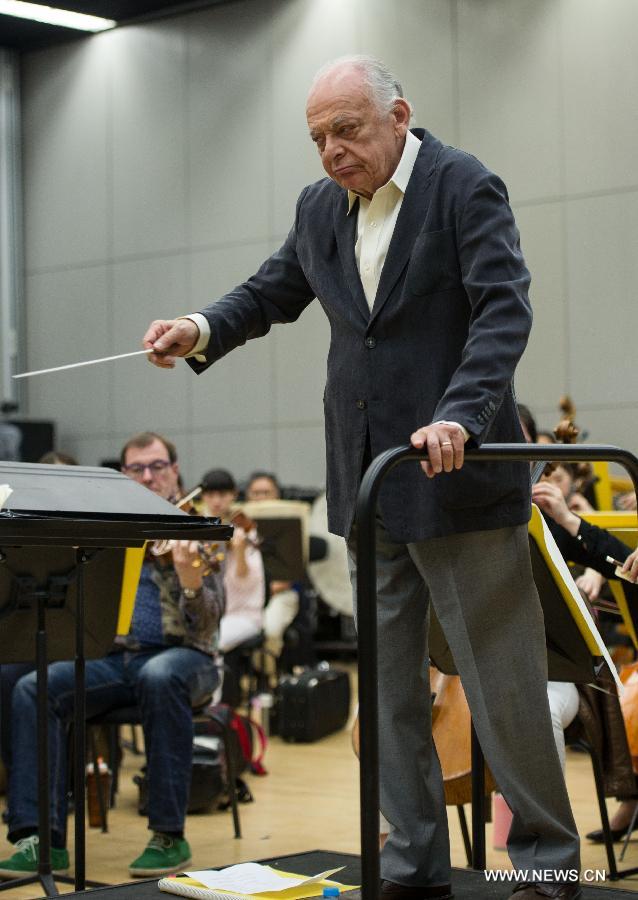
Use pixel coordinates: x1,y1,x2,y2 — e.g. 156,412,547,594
143,318,199,369
410,422,466,478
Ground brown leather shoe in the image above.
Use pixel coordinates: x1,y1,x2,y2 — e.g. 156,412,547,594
509,882,582,899
380,882,453,900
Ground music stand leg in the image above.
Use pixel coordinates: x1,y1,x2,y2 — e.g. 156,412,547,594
0,551,106,896
0,579,60,896
74,549,87,891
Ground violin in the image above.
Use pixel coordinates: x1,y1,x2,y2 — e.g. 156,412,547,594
531,395,593,493
230,509,257,533
227,508,262,550
149,486,225,573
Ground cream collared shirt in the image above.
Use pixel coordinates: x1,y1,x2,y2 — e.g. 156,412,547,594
349,130,421,311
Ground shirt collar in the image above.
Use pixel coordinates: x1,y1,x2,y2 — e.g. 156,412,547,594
347,130,422,214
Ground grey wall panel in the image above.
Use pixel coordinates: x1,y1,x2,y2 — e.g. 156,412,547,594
357,0,457,145
273,299,329,425
185,1,273,248
514,202,568,408
188,240,275,303
62,435,121,467
561,0,638,195
188,241,276,430
190,425,277,488
111,254,191,433
565,191,638,407
269,0,358,235
22,40,109,270
457,0,563,203
274,423,326,487
574,405,638,459
24,266,112,435
187,337,276,433
110,24,188,258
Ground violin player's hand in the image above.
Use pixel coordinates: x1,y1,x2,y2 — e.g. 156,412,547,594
531,481,580,535
618,491,638,511
143,318,199,369
172,540,204,591
410,422,466,478
622,548,638,584
230,526,247,551
575,567,605,601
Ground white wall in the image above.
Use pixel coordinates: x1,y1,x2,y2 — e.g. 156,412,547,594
19,0,638,487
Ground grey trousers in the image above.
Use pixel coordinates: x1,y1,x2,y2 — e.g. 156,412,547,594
347,520,580,886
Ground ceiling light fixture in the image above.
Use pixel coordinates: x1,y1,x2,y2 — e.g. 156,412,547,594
0,0,116,32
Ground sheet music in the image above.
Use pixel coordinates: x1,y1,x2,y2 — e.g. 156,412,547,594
539,513,623,693
185,865,345,893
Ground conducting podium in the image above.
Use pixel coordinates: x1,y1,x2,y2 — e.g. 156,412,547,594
355,443,638,900
0,461,232,897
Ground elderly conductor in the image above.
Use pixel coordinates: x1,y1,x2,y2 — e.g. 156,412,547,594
144,56,581,900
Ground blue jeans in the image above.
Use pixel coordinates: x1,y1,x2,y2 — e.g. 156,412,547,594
1,663,36,773
8,647,218,844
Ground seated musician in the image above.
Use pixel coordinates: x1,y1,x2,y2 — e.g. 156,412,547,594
200,468,265,653
519,406,636,763
520,406,638,845
245,470,282,502
244,470,301,659
0,432,225,880
533,487,638,845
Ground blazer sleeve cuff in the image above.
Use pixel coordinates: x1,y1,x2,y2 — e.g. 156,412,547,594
180,313,210,362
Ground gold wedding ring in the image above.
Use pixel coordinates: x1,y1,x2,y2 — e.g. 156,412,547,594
191,558,202,569
441,441,453,446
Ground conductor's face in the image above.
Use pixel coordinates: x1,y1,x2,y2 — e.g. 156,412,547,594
306,64,410,200
122,438,179,500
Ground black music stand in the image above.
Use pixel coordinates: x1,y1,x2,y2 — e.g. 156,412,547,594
355,443,638,900
239,500,308,582
0,462,232,897
254,518,305,582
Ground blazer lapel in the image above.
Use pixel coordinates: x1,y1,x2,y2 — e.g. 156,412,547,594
369,131,441,327
332,191,371,326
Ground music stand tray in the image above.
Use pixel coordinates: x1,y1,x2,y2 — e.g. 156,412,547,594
0,462,232,896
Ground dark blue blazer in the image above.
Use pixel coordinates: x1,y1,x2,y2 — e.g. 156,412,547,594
190,129,532,542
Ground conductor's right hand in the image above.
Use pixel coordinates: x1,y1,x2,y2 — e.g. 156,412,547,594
143,318,199,369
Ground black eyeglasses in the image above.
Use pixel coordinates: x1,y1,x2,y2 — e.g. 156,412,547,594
122,460,172,476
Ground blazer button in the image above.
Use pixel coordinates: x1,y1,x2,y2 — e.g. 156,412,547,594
364,336,377,348
356,400,367,410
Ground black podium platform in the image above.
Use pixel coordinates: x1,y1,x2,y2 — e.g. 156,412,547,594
57,850,638,898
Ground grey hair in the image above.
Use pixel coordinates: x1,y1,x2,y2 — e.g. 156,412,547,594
309,54,413,118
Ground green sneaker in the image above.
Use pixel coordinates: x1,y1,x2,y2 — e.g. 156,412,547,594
129,832,192,877
0,835,70,880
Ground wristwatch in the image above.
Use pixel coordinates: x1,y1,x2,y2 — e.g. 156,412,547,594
183,586,202,600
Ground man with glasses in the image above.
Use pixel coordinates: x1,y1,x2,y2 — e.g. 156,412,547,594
0,432,225,880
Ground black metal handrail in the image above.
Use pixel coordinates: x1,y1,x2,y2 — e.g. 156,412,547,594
355,443,638,899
